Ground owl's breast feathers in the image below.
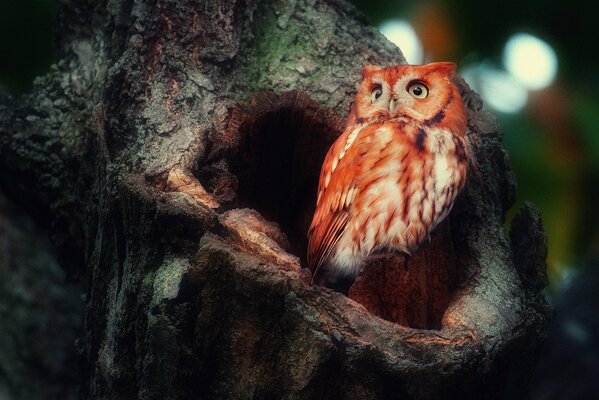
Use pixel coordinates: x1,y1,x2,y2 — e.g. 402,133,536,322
307,120,467,278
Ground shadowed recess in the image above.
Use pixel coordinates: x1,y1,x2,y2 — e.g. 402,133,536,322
228,91,344,261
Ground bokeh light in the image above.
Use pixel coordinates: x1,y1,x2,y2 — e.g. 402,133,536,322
462,64,528,113
503,33,558,90
379,20,423,64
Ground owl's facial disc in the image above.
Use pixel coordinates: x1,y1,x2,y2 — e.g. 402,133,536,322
353,63,466,134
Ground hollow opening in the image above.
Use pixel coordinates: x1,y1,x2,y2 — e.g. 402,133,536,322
230,91,343,263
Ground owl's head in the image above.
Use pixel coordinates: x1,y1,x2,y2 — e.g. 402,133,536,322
352,62,466,134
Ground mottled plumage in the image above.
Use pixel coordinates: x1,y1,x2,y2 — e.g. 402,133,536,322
308,62,468,289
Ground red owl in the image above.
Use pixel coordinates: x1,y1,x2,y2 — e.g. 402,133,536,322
308,62,468,290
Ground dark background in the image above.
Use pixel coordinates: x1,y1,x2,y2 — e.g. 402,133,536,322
0,0,597,398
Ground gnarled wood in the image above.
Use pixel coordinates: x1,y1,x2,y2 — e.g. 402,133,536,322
0,0,550,399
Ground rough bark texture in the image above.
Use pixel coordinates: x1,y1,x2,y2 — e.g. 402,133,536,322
0,0,550,399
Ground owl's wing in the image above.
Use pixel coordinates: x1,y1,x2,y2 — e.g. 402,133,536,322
307,183,354,273
307,126,361,273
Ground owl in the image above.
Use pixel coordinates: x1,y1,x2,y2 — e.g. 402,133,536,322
307,62,468,291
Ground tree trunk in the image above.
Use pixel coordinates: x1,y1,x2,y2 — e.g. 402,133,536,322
0,0,550,399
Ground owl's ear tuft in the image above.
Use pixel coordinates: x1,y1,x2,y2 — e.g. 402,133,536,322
429,62,457,75
362,65,383,78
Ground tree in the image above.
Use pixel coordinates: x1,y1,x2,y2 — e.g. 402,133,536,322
0,0,550,399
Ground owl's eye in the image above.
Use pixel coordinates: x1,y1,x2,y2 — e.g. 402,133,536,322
370,85,383,103
407,82,429,99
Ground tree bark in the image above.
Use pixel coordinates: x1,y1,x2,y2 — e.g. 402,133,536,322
0,0,550,399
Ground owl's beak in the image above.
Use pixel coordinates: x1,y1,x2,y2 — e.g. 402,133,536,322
388,98,398,112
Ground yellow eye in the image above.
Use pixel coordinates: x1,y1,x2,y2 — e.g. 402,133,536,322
370,85,383,103
407,82,429,99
